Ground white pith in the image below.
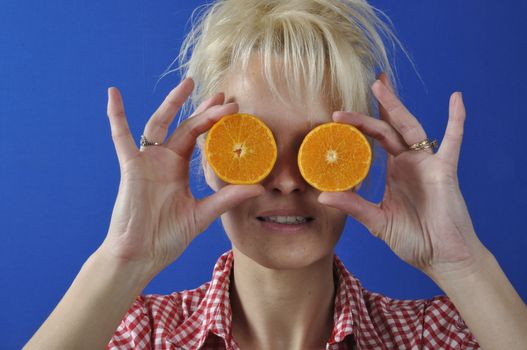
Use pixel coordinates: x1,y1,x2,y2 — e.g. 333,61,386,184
326,149,338,163
232,143,246,158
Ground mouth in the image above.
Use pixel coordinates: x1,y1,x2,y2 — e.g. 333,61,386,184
256,216,315,224
256,215,315,234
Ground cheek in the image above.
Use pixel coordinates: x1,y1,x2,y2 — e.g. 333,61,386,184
220,204,252,243
323,206,347,237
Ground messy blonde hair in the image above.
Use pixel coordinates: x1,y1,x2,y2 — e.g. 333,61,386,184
170,0,405,110
162,0,410,189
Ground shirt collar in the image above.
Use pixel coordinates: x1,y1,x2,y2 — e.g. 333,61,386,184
168,250,236,349
328,254,362,345
168,250,370,349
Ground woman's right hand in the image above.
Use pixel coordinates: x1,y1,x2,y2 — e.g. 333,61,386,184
101,78,264,281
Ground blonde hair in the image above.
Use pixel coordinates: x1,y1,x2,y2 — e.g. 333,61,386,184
166,0,409,109
161,0,411,189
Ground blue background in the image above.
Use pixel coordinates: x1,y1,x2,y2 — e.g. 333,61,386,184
2,1,526,348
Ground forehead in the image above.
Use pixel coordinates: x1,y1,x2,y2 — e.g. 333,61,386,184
221,57,332,129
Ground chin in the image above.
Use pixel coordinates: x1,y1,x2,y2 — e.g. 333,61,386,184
231,239,336,271
222,209,346,270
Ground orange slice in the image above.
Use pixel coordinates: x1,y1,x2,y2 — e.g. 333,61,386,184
205,113,277,184
298,122,371,192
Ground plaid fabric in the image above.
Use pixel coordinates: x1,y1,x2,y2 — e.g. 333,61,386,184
107,250,480,349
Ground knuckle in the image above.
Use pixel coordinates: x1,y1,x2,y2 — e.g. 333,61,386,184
145,117,170,135
151,117,171,131
398,122,420,139
386,103,402,115
111,129,131,141
202,103,224,116
181,118,201,139
449,126,463,139
371,121,392,142
108,110,125,119
398,121,413,133
370,128,386,142
379,123,393,138
178,116,192,131
166,96,184,110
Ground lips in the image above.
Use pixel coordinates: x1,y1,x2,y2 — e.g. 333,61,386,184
257,216,314,224
255,209,315,226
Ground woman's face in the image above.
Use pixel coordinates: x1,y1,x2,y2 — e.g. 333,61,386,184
203,58,347,270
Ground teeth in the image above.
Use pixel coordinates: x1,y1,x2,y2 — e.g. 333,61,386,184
263,216,308,224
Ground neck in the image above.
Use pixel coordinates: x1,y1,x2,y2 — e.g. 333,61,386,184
229,248,336,350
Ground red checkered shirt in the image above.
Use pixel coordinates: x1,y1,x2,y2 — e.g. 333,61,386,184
107,250,480,349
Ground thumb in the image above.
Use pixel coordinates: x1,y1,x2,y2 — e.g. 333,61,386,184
194,184,265,232
318,191,386,238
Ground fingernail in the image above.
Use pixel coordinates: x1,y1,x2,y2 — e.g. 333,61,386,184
179,77,194,88
372,79,384,91
318,193,331,205
456,91,463,106
332,111,346,119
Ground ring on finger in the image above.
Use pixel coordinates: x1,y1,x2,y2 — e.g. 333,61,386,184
140,134,163,147
408,138,438,152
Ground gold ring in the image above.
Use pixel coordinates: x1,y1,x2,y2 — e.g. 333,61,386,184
409,139,438,151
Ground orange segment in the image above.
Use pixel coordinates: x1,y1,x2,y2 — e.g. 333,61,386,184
205,113,277,184
298,122,371,192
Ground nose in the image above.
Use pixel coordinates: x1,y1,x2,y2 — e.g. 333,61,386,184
262,145,307,195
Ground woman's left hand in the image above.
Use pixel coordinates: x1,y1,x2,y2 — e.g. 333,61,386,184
318,73,487,279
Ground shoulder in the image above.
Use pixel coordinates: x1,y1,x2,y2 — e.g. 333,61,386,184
363,290,467,329
333,255,480,348
107,283,211,349
145,282,211,323
128,282,210,327
362,289,480,349
108,251,235,349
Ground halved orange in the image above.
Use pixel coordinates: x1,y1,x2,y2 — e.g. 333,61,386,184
205,113,277,184
298,122,371,192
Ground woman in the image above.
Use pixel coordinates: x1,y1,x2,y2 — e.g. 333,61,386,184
25,0,527,349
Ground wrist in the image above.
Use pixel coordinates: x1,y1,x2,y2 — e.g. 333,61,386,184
90,246,155,292
423,246,527,349
24,246,155,349
423,244,493,289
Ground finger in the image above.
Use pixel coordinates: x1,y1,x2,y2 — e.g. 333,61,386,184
376,74,409,151
318,191,386,238
164,92,226,146
332,111,407,156
377,72,395,94
437,92,465,167
165,102,239,160
377,72,396,121
194,184,265,232
376,73,395,124
142,77,194,145
375,73,410,156
192,92,225,117
371,79,428,146
107,87,139,165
